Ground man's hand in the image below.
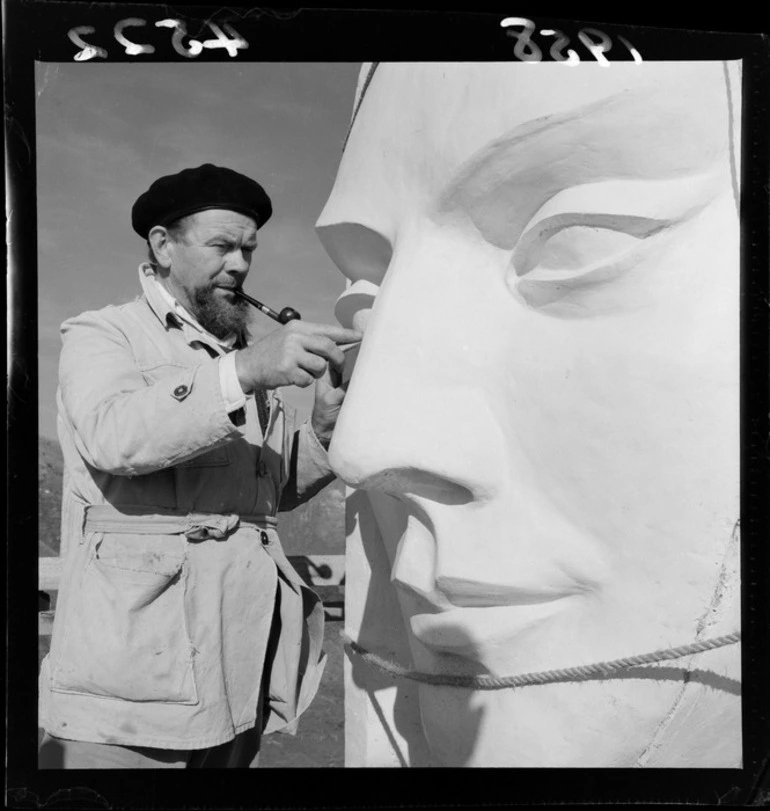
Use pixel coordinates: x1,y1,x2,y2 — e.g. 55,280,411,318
310,361,349,449
235,321,361,392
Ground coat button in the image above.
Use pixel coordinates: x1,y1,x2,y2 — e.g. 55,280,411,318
260,531,269,545
258,462,268,477
173,384,189,399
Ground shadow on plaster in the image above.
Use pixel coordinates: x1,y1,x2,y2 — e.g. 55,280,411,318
345,489,487,767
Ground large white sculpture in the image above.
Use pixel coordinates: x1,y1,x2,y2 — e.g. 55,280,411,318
316,62,741,767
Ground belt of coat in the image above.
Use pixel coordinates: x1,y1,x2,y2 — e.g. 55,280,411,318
83,504,278,540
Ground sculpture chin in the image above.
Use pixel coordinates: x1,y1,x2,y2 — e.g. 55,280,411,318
416,638,742,768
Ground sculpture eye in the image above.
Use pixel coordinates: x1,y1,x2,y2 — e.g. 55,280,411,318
512,213,669,283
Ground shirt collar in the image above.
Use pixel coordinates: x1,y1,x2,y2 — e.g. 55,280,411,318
138,264,238,352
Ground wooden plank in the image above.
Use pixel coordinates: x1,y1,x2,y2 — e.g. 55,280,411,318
39,612,56,636
39,556,65,592
311,585,345,603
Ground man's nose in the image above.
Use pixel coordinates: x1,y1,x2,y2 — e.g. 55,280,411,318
225,249,251,275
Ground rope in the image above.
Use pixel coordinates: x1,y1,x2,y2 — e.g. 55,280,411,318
342,631,741,691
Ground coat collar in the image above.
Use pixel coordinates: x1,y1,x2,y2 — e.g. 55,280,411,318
138,264,241,354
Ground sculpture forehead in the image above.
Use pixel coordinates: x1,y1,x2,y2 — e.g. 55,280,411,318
323,62,729,233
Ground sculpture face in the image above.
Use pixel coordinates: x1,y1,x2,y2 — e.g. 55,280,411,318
318,63,740,767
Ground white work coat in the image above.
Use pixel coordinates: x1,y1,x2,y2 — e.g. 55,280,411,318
39,266,333,750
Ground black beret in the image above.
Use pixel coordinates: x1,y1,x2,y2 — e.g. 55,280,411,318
131,163,272,238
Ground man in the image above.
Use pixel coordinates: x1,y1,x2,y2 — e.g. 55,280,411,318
38,164,361,768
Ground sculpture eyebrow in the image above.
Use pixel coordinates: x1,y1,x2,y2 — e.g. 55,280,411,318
437,92,643,209
434,88,724,248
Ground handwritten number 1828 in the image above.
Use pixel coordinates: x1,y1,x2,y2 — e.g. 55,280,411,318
68,18,248,61
501,18,642,64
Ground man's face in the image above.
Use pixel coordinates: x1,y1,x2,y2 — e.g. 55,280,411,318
162,209,258,338
317,62,741,766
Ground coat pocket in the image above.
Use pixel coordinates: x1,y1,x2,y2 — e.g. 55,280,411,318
176,445,229,468
50,533,198,704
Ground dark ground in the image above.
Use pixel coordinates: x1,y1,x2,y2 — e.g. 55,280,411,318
38,436,345,767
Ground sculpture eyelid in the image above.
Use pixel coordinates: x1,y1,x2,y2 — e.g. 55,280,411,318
510,171,725,278
512,212,671,278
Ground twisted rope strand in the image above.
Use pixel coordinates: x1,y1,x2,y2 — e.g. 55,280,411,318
342,631,741,690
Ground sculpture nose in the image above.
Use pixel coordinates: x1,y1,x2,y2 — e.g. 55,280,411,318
328,235,508,502
335,279,378,334
329,365,497,501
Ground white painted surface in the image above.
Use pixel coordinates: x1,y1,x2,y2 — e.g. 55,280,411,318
319,61,742,767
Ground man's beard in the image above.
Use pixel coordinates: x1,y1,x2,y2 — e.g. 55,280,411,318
191,283,250,342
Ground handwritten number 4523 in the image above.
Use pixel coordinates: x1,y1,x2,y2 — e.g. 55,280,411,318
501,18,642,64
68,19,248,61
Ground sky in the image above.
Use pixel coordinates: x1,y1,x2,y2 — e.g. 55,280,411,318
35,61,361,439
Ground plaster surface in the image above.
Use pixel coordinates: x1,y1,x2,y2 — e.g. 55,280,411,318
317,62,741,768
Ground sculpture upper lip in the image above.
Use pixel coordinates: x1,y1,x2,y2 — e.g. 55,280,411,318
435,576,579,608
395,575,579,612
390,496,594,612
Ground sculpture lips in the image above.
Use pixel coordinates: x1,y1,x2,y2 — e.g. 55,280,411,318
394,574,578,616
410,599,572,655
399,574,579,657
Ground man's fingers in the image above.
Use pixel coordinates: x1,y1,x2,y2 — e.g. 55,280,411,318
289,322,362,346
298,351,328,379
291,368,315,388
325,326,363,346
301,334,346,370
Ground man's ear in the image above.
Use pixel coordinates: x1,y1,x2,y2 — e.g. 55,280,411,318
148,226,174,270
